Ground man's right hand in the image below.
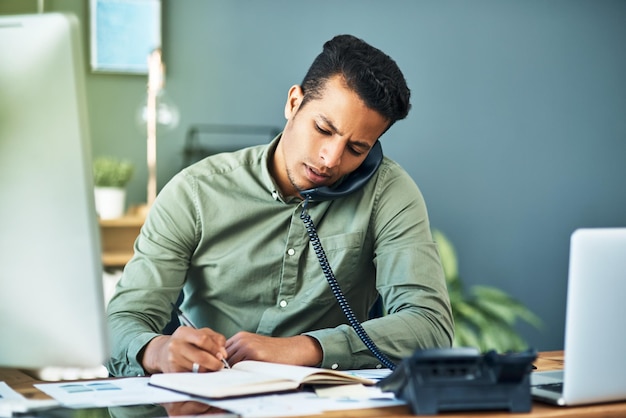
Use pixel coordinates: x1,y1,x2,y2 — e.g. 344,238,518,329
140,326,228,374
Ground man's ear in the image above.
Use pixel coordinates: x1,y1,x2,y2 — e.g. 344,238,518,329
284,85,304,119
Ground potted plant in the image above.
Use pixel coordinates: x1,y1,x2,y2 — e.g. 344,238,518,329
433,229,542,352
93,156,134,219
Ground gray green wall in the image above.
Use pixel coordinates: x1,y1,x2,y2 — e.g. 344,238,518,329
3,0,625,352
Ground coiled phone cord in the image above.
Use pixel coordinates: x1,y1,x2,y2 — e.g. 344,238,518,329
300,197,396,370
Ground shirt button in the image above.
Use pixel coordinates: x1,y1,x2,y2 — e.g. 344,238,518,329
331,363,339,370
287,248,296,256
271,191,279,200
279,300,288,308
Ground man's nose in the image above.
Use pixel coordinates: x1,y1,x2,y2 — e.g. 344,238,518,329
320,142,343,168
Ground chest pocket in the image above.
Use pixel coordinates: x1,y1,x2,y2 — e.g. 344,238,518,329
301,231,366,305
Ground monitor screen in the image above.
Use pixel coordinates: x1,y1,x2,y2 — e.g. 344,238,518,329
0,13,110,371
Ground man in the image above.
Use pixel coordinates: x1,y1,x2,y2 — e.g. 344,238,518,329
106,34,454,377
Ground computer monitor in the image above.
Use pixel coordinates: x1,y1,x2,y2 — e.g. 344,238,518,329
0,13,109,371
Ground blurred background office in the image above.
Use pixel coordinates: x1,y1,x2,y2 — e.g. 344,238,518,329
2,0,624,352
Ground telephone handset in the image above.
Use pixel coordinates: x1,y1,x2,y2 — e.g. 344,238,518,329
300,140,383,202
299,140,396,370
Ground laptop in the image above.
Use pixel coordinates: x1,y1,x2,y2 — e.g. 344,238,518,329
531,228,626,406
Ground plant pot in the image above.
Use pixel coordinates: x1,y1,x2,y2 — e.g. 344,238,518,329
94,187,126,219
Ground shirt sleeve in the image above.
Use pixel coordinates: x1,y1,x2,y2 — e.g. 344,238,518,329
304,161,454,370
105,173,199,377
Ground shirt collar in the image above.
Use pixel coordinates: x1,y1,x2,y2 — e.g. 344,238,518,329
261,133,288,202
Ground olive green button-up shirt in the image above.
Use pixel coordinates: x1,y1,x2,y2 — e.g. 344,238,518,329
106,137,453,377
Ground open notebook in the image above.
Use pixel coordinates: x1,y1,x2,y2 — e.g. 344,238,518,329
149,360,375,399
531,228,626,406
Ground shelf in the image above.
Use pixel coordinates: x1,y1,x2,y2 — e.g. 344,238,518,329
99,212,145,268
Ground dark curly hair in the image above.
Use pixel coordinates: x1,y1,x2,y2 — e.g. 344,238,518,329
300,34,411,129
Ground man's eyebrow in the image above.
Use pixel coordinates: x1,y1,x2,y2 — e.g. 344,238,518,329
319,115,371,151
319,115,343,136
349,140,372,151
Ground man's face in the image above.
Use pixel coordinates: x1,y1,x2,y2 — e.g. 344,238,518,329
273,75,389,198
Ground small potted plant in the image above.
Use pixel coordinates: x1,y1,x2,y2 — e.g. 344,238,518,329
93,156,134,219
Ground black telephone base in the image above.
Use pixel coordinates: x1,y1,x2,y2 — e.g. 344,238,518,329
378,347,537,415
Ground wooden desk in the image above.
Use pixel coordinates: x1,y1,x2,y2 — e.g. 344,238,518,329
2,352,626,417
328,351,624,418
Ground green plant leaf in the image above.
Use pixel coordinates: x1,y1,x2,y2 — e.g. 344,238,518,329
453,323,483,349
434,229,543,352
472,285,514,302
93,157,134,188
432,229,458,281
472,296,518,326
473,285,543,329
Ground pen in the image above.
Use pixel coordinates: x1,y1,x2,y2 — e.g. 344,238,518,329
171,303,231,369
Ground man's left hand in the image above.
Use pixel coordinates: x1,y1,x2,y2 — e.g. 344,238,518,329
225,332,323,367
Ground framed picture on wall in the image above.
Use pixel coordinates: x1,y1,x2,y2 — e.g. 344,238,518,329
90,0,161,74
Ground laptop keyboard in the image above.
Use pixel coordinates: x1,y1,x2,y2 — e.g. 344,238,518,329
535,382,563,394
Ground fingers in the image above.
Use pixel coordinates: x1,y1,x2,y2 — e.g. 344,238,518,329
225,333,323,367
176,325,227,354
225,331,273,365
168,327,229,372
224,331,250,365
